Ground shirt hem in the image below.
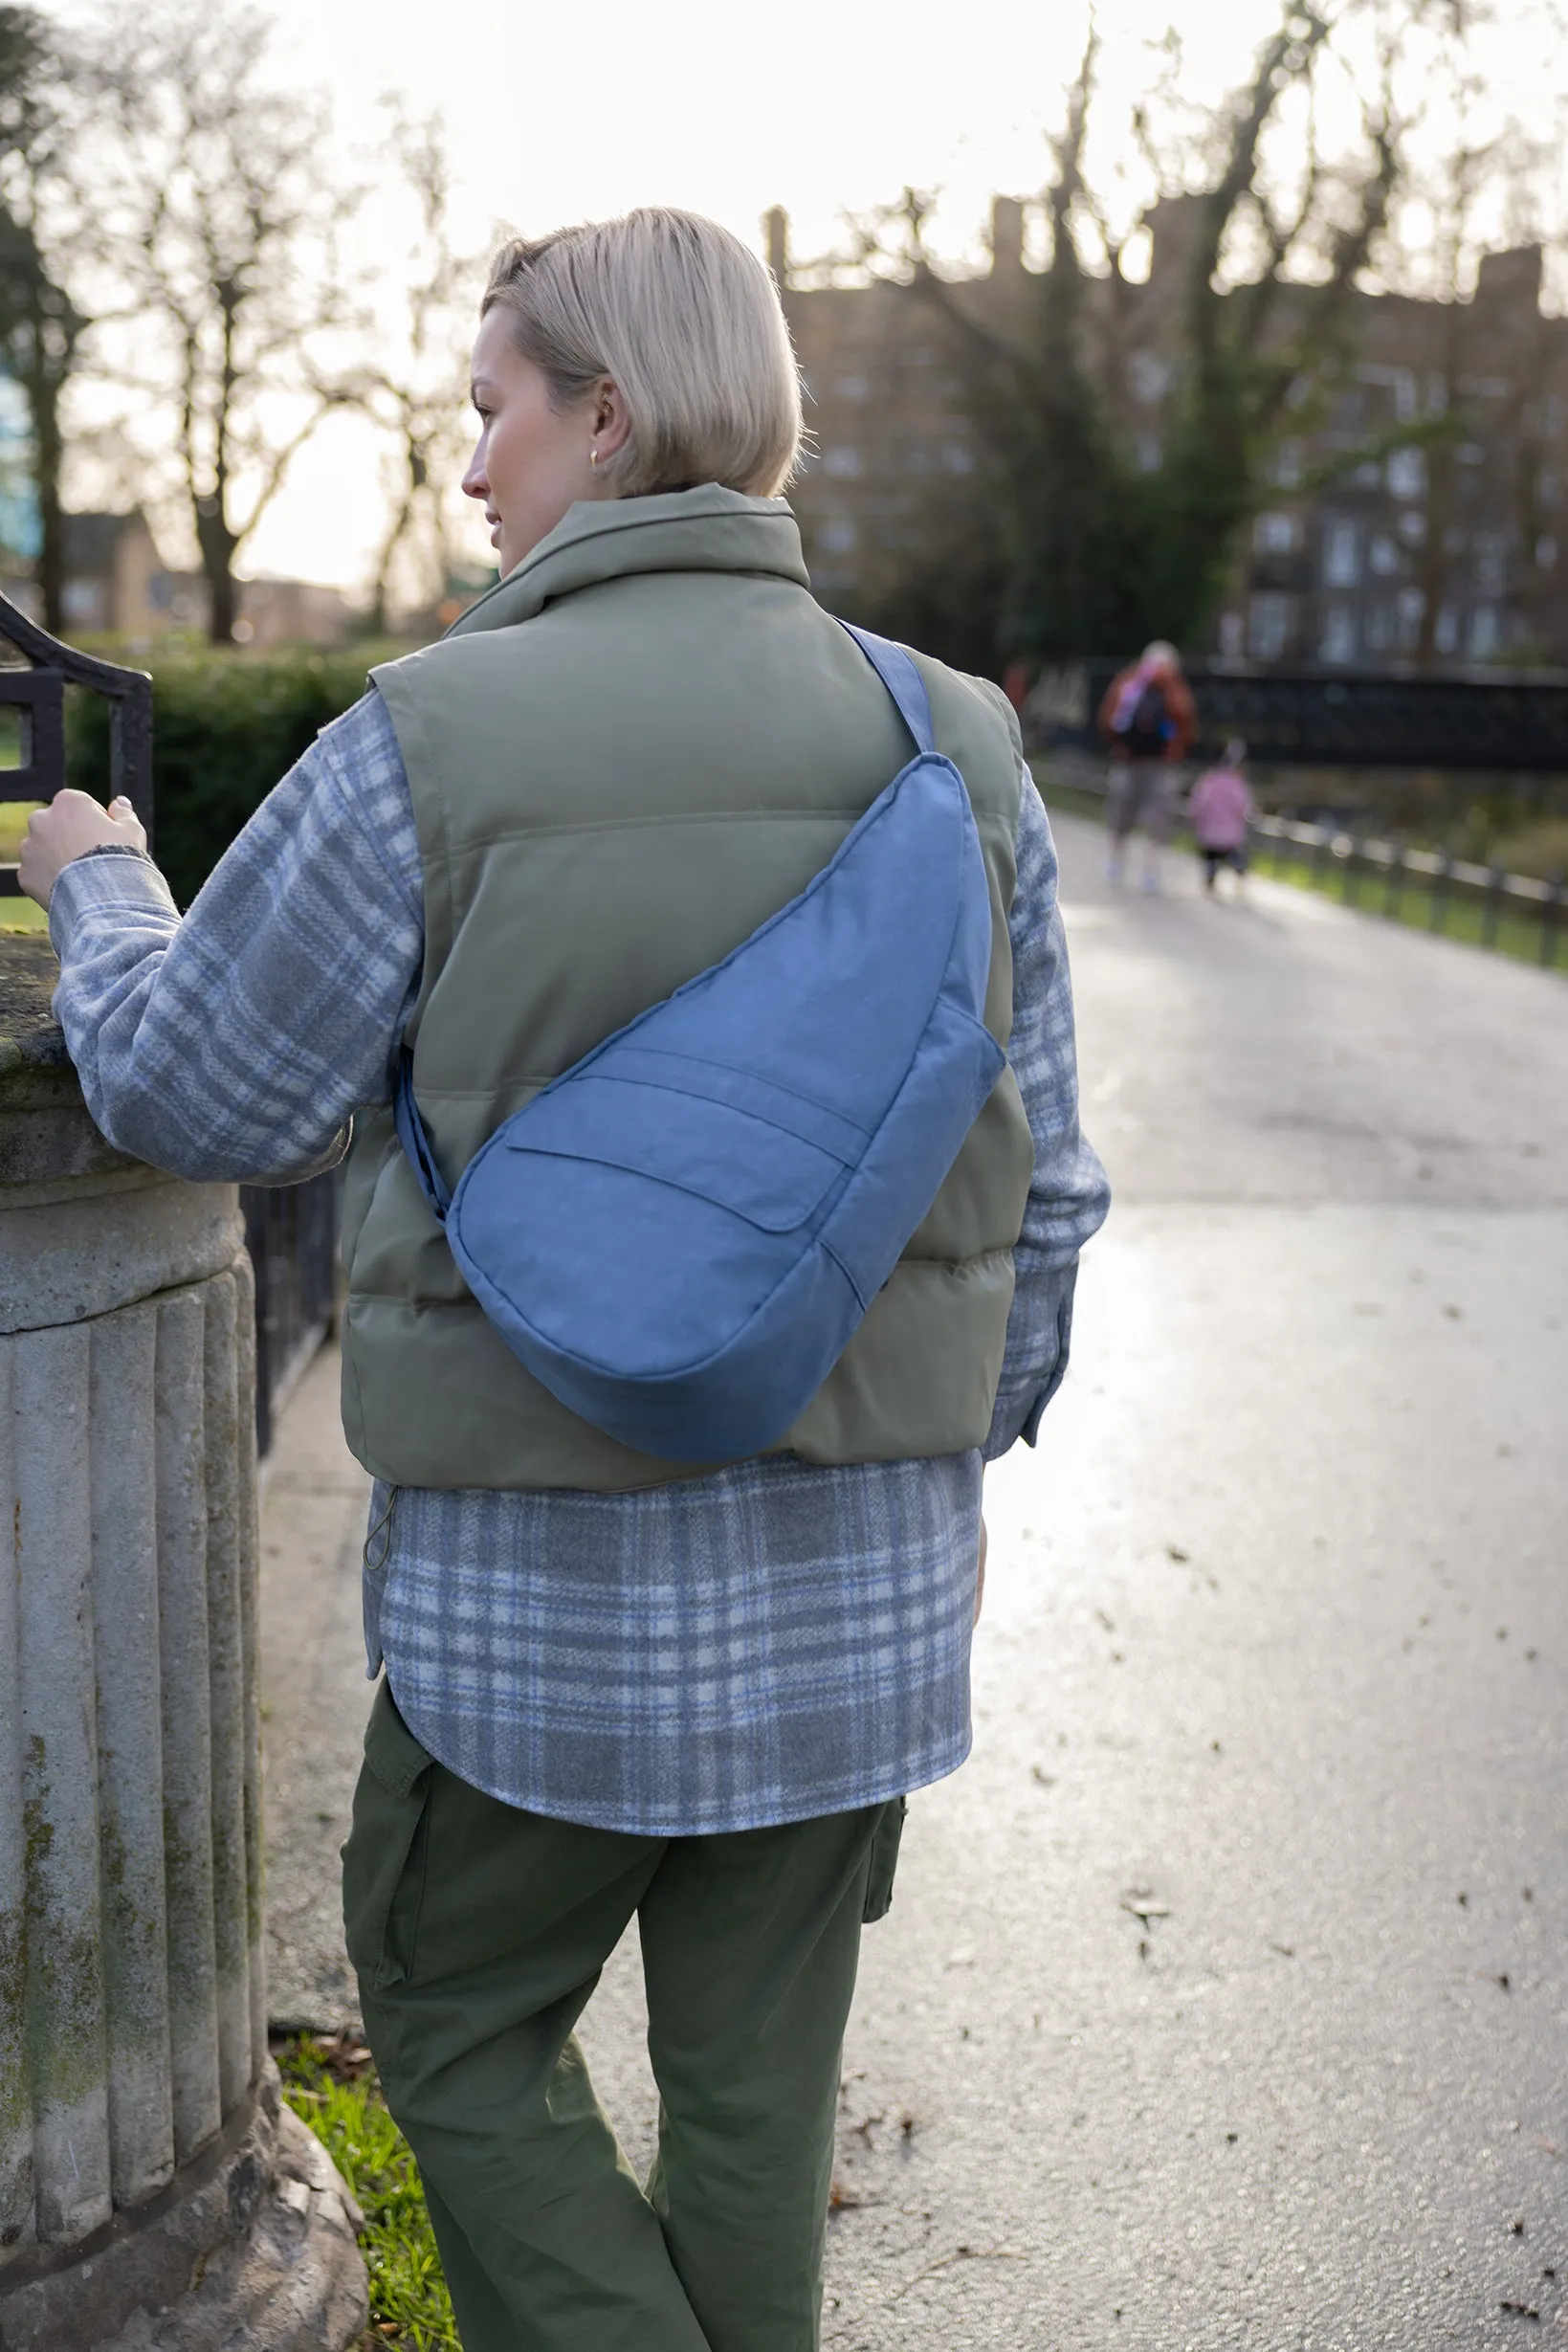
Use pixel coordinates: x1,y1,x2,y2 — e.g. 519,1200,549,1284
382,1662,973,1836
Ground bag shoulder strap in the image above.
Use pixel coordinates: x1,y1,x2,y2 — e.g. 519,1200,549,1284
836,619,936,757
395,1049,451,1221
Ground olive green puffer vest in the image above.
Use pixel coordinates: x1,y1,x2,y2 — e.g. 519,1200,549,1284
341,486,1033,1491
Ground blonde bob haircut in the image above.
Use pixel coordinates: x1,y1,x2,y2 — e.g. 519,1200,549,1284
482,208,803,499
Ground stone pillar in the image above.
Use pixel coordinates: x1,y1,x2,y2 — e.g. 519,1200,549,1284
0,937,366,2352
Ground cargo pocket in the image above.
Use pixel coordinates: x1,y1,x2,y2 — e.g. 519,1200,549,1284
862,1796,908,1924
342,1679,435,1993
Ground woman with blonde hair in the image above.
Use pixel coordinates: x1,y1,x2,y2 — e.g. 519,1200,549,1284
24,207,1107,2350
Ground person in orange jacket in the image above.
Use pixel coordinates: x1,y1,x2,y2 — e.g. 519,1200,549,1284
1097,640,1198,892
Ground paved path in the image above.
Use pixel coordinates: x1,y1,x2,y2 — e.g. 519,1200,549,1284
257,1345,374,2031
259,815,1568,2348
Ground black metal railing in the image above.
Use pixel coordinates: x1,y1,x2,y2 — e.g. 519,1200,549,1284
0,585,337,1449
1034,658,1568,772
243,1172,342,1458
0,588,154,885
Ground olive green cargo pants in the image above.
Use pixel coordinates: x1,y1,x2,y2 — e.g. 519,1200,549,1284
342,1682,906,2352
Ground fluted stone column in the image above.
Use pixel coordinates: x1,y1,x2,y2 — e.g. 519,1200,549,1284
0,936,366,2352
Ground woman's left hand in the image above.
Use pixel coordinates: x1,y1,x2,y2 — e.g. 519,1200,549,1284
19,790,146,908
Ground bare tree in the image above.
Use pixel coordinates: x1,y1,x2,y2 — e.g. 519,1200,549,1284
836,0,1416,661
0,6,89,632
349,105,482,634
81,0,362,643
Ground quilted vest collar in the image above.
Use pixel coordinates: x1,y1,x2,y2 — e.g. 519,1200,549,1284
446,484,810,638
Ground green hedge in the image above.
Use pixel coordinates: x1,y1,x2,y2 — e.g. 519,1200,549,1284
68,646,410,910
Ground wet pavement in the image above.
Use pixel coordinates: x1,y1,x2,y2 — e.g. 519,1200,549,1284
259,812,1568,2348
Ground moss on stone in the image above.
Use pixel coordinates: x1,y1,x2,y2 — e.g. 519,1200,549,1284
0,937,65,1083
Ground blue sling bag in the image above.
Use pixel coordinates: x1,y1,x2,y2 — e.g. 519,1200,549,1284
394,621,1005,1462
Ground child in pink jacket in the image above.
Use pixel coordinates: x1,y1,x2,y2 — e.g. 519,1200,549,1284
1188,740,1255,896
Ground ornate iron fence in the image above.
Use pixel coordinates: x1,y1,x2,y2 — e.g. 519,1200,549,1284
1035,659,1568,772
0,588,338,1449
0,592,154,886
243,1171,342,1457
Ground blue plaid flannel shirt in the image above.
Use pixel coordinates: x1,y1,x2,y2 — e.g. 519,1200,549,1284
50,689,1109,1834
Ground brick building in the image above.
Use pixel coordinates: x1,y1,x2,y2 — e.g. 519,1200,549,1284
774,199,1568,671
1,506,355,646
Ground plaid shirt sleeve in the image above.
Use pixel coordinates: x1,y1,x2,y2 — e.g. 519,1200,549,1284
984,769,1111,1458
48,689,423,1184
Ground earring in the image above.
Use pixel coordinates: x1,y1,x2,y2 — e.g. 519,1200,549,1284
589,447,599,470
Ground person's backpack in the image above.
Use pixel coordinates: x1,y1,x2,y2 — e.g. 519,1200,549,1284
1122,677,1170,754
394,622,1006,1464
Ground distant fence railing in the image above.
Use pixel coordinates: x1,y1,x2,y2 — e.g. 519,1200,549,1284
1047,758,1567,967
1248,814,1567,966
242,1169,342,1457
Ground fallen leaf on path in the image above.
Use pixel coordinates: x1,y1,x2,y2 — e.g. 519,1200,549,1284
892,2247,1028,2299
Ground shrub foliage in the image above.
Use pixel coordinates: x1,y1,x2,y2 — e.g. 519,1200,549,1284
68,647,401,909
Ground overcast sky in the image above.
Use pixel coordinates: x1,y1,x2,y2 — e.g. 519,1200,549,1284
39,0,1568,594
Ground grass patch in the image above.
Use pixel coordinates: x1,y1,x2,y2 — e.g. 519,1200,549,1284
0,801,46,932
274,2031,458,2351
0,802,38,858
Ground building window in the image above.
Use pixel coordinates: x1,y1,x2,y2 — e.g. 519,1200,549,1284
1128,352,1171,404
1248,592,1292,660
1365,603,1394,654
62,580,104,625
1397,587,1425,649
1469,605,1500,657
1253,511,1299,555
837,373,870,402
942,441,975,474
1270,440,1305,489
1323,519,1360,587
1219,610,1245,658
823,446,864,477
1434,604,1461,655
818,520,858,554
1369,533,1401,575
1399,510,1427,544
1536,535,1557,570
1473,534,1507,595
1387,447,1426,499
1320,605,1358,663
